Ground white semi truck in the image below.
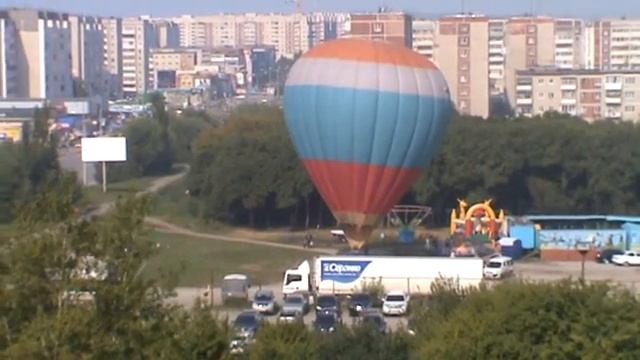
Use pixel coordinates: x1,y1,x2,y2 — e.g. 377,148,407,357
282,256,484,296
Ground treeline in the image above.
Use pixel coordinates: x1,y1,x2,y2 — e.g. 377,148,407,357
186,107,640,228
99,93,219,183
0,108,81,224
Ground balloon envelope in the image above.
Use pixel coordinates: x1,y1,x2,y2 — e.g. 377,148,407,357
284,39,451,248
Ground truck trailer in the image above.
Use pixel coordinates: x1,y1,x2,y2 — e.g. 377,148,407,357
282,256,484,296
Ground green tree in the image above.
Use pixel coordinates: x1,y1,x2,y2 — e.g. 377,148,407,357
413,280,640,360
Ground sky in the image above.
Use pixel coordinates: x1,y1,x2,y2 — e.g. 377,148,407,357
2,0,639,19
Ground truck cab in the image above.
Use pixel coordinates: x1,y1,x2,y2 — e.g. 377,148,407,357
282,260,311,296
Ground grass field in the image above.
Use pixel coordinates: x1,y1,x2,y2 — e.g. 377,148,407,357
142,231,311,287
82,176,162,207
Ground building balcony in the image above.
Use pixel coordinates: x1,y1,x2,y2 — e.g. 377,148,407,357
555,38,574,45
605,82,623,90
489,55,505,63
606,111,622,118
516,98,533,105
561,83,577,90
561,98,577,105
516,84,532,91
606,97,622,104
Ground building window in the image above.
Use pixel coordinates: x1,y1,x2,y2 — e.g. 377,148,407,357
548,92,555,99
527,37,536,45
527,25,536,33
538,92,544,98
458,36,469,46
373,23,383,33
625,105,635,112
538,78,544,84
625,91,635,99
549,78,555,84
626,77,636,84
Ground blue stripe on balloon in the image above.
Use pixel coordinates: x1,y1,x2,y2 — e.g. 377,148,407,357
284,84,451,169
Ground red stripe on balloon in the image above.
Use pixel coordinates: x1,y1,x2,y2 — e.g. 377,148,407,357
302,159,423,215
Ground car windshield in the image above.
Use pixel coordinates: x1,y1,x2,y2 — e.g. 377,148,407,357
385,295,405,302
234,314,258,328
350,294,371,304
487,262,502,268
317,296,337,307
285,296,303,304
315,315,336,327
255,293,272,301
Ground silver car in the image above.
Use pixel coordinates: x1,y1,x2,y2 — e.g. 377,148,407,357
281,293,308,316
252,290,278,314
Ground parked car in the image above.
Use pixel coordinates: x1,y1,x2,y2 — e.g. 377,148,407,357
278,309,304,323
359,310,387,334
281,293,308,316
252,289,278,314
222,274,250,304
348,293,373,317
229,332,255,355
233,310,263,336
314,310,341,333
484,256,514,279
315,294,341,317
382,291,410,316
612,251,640,266
596,248,625,264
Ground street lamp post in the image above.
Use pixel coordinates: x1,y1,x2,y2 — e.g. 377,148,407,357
576,242,592,283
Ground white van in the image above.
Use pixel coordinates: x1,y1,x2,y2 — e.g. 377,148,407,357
484,256,514,279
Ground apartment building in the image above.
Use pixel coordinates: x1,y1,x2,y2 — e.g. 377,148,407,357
412,18,436,59
587,18,640,70
152,19,180,48
308,12,349,48
0,13,18,98
515,68,640,122
1,9,73,99
69,15,106,98
347,12,413,48
488,19,507,104
121,17,156,96
433,15,489,118
174,15,210,47
101,17,122,99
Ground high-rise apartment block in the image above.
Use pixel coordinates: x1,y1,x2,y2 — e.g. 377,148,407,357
308,12,349,48
586,19,640,70
412,19,436,59
347,12,412,48
69,15,106,97
152,19,180,48
121,17,156,96
0,12,18,98
101,17,122,99
515,68,640,121
433,15,489,118
0,9,73,99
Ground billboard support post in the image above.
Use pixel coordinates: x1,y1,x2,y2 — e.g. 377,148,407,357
102,161,107,193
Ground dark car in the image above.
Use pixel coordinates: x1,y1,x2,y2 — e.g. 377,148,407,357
315,295,341,317
360,310,387,334
348,293,372,317
314,311,341,333
596,248,625,264
233,310,263,336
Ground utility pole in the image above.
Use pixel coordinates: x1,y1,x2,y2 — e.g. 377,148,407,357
461,0,465,14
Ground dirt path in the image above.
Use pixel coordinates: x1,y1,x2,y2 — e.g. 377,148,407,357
146,217,337,255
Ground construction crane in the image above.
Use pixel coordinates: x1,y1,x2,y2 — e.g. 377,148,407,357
285,0,304,13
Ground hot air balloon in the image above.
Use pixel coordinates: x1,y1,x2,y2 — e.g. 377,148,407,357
283,39,451,249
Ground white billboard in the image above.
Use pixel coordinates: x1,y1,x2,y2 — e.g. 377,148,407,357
81,137,127,162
